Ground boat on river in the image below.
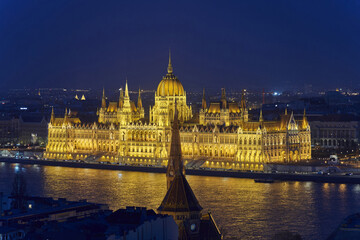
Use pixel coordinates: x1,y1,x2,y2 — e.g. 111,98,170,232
254,178,275,183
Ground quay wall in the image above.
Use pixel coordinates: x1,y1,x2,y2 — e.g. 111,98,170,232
2,157,360,184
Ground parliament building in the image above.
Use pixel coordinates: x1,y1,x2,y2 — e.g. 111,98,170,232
44,54,311,171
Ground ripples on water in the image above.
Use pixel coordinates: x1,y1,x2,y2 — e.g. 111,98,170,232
1,162,360,240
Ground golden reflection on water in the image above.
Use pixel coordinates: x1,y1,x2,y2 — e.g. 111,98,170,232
1,164,360,240
41,167,320,239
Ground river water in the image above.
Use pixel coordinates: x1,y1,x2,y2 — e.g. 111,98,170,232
1,162,360,240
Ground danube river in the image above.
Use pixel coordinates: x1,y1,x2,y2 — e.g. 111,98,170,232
1,163,360,239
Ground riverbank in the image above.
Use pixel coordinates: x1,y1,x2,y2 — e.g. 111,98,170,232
2,157,360,184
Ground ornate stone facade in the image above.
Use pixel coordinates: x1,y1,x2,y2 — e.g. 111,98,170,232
199,89,248,126
98,82,144,124
45,55,311,170
150,53,192,126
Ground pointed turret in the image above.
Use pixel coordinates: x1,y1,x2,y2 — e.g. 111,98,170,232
166,108,185,189
122,79,132,116
63,108,68,123
259,108,263,123
101,88,106,108
167,49,173,74
221,88,227,109
50,107,55,123
288,111,298,131
302,108,308,129
118,88,124,108
137,89,143,109
240,89,246,111
202,88,207,110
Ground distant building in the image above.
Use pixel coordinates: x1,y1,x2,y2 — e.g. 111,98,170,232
0,194,177,240
309,115,359,149
18,114,48,145
0,196,109,227
0,116,19,145
0,114,48,146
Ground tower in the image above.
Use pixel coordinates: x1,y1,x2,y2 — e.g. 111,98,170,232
158,109,203,238
166,109,185,189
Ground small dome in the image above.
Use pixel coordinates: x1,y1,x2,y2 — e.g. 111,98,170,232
156,73,185,97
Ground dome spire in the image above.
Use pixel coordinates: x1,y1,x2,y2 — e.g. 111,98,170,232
167,49,173,74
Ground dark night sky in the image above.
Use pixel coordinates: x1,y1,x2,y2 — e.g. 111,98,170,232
0,0,359,92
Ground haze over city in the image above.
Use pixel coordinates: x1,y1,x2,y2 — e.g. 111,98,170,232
1,0,359,91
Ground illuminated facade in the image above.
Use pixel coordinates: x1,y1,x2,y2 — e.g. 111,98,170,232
199,88,248,126
150,53,192,126
45,54,311,170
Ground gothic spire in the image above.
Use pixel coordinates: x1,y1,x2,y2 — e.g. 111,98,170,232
137,88,143,109
202,88,207,110
64,108,68,123
101,88,106,108
50,107,55,123
119,87,124,108
166,108,185,189
302,108,308,129
259,108,263,122
240,89,246,110
221,88,227,109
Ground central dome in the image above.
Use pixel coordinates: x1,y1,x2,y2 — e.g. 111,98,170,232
156,74,185,97
156,52,185,97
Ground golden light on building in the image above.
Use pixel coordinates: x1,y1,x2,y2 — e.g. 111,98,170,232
44,53,311,171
